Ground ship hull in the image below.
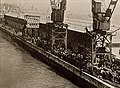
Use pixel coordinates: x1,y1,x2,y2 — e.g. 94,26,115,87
0,26,118,88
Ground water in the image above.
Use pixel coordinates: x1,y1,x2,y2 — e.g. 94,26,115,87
0,32,78,88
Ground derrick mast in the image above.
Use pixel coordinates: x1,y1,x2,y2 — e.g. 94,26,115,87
50,0,68,50
91,0,118,68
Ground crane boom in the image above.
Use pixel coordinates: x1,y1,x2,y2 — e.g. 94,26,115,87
50,0,57,9
50,0,66,10
106,0,118,21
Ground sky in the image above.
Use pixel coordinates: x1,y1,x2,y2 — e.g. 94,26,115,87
1,0,120,26
2,0,119,15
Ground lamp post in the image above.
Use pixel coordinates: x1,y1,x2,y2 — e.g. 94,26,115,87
0,0,1,17
18,0,21,17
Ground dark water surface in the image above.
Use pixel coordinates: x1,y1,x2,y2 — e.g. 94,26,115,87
0,32,78,88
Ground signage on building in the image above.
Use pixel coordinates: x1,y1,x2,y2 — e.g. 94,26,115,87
24,15,40,29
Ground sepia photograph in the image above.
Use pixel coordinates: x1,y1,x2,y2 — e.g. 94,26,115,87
0,0,120,88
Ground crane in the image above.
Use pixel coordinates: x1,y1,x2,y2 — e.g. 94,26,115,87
92,0,118,31
91,0,119,70
50,0,68,51
50,0,67,24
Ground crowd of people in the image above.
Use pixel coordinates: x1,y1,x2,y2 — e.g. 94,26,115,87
23,34,120,84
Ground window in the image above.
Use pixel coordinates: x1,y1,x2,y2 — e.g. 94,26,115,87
112,43,120,47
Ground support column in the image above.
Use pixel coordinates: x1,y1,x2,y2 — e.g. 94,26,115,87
91,32,112,67
52,24,68,51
